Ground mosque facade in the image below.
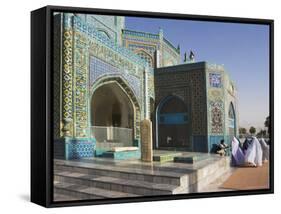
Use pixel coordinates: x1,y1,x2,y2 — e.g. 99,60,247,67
53,13,239,160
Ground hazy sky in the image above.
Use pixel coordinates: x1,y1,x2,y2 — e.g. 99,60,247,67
125,17,270,130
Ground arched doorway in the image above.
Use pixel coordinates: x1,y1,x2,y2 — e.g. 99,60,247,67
91,82,135,147
156,96,190,149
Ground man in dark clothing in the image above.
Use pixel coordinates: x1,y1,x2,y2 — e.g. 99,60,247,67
216,139,229,156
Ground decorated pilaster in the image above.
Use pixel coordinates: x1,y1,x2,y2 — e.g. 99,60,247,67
73,21,90,138
60,14,96,160
61,13,74,137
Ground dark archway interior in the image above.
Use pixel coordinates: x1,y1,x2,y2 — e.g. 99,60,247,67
91,82,134,128
91,82,135,145
158,96,190,149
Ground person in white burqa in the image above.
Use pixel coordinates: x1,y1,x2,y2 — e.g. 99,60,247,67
244,137,263,167
231,137,245,166
259,138,269,162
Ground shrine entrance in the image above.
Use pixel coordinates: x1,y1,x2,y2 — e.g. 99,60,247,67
156,96,191,149
91,81,135,147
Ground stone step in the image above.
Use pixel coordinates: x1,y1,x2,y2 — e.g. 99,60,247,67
54,155,231,197
153,152,182,163
54,160,186,186
54,181,139,199
54,171,186,195
188,157,231,192
173,154,209,164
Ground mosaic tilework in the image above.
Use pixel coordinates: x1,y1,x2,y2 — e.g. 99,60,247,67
209,101,224,134
162,39,181,66
122,28,180,68
72,16,148,67
53,14,62,139
154,65,209,152
61,28,74,136
71,15,149,139
73,34,89,137
128,43,156,54
163,38,180,54
209,73,222,88
122,29,160,39
155,69,207,136
89,56,141,100
148,71,155,98
66,139,96,160
135,50,153,67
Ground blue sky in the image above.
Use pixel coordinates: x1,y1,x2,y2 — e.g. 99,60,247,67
125,16,270,130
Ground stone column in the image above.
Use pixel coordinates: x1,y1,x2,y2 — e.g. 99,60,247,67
141,119,153,162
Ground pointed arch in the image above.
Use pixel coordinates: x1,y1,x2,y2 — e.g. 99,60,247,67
228,102,237,137
155,95,191,149
90,76,141,139
134,49,154,67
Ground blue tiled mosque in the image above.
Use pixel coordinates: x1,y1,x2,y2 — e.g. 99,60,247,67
53,13,239,160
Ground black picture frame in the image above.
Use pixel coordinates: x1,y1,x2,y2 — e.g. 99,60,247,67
31,5,274,208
